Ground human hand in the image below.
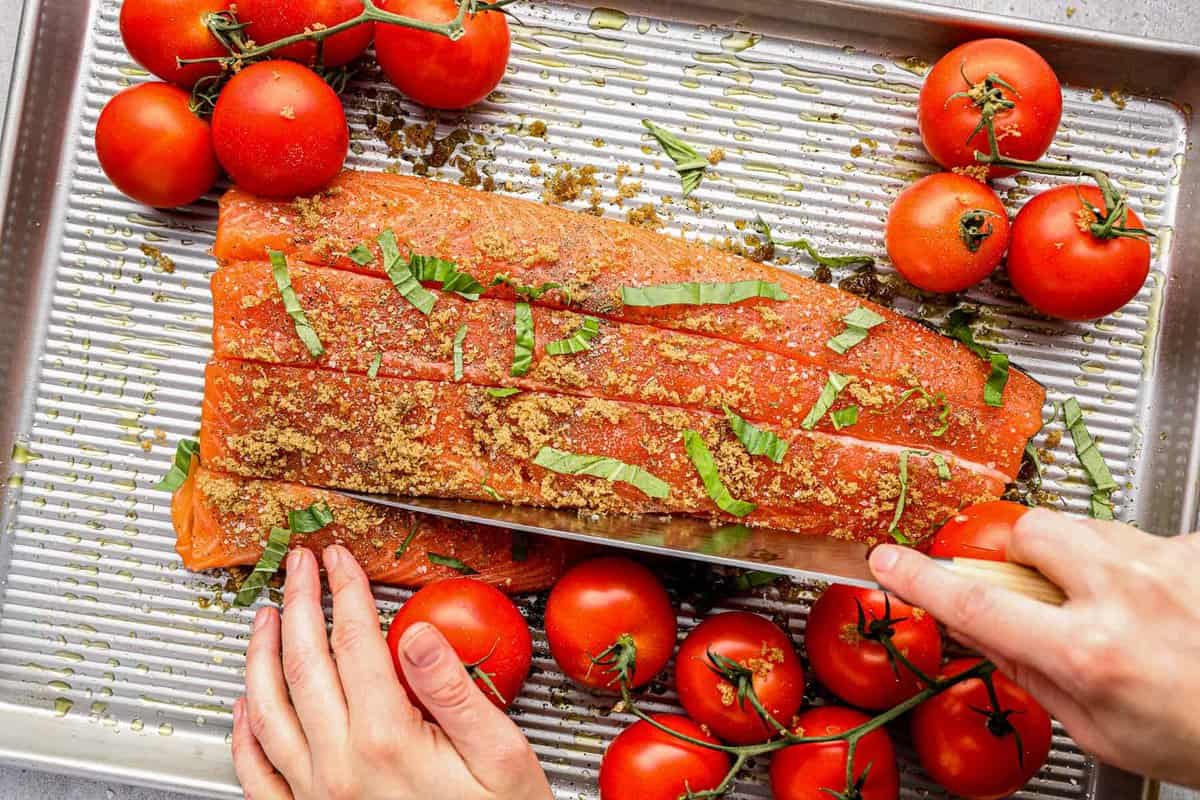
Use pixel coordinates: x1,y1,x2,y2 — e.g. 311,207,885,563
231,545,554,800
869,507,1200,787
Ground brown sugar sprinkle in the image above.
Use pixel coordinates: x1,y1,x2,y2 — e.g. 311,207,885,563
1109,89,1128,110
542,164,598,204
838,622,861,645
527,120,548,138
743,642,786,679
952,164,991,183
717,682,736,707
140,244,175,274
280,105,296,120
707,147,726,166
625,203,663,229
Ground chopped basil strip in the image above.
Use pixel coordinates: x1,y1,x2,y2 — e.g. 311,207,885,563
367,352,383,379
410,254,485,301
753,217,875,270
511,532,529,562
347,244,373,266
511,302,534,377
887,450,951,544
394,520,419,558
486,387,522,398
801,372,852,430
734,570,780,591
482,482,503,501
235,501,334,607
379,230,437,315
1024,442,1044,490
830,405,860,430
892,387,951,437
945,309,1009,407
153,438,200,492
1063,398,1118,519
269,250,324,358
723,405,788,464
427,552,479,575
621,280,788,308
453,324,467,381
642,118,709,197
890,528,914,545
533,447,670,499
546,317,601,356
682,429,756,517
491,274,570,303
827,306,886,355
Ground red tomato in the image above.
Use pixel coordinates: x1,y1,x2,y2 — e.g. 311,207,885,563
386,578,532,711
805,585,942,710
119,0,230,88
770,706,899,800
375,0,510,109
211,60,348,198
675,611,805,744
911,658,1052,800
96,83,220,208
544,557,677,690
599,715,731,800
918,39,1062,178
236,0,374,68
1007,184,1152,321
930,500,1029,562
886,173,1010,293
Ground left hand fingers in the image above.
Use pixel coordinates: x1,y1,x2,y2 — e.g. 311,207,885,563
232,697,295,800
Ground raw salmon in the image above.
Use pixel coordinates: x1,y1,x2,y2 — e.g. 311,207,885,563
199,359,1004,544
173,461,576,593
214,170,1044,429
212,259,1026,480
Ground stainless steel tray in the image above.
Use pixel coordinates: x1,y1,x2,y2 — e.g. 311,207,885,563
1,0,1195,797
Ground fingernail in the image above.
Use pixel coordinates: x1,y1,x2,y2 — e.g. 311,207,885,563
323,545,343,570
287,548,306,573
401,622,442,668
870,544,902,573
253,607,271,631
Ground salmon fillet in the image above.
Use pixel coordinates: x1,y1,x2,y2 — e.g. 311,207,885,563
214,170,1044,430
212,260,1026,480
198,359,1004,544
173,461,576,593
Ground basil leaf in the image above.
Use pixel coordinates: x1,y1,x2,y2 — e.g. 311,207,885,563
379,230,437,315
621,280,788,308
394,520,419,558
347,244,373,266
944,309,1009,407
288,501,333,534
453,324,467,381
827,306,886,355
734,570,779,591
427,552,479,575
887,450,951,544
235,501,334,607
1063,398,1118,519
511,302,534,377
1091,491,1115,520
482,483,503,501
801,372,852,430
153,438,200,492
511,532,529,562
367,352,382,379
682,429,756,517
269,250,324,358
491,274,570,303
486,387,522,398
642,119,709,197
533,446,670,499
410,254,485,301
891,387,951,437
546,317,601,356
723,405,788,464
830,405,860,430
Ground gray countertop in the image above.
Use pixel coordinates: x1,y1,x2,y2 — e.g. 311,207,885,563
0,0,1195,798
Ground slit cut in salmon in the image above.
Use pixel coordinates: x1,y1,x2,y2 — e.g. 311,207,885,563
198,359,1004,544
214,170,1045,424
213,259,1030,480
173,461,577,593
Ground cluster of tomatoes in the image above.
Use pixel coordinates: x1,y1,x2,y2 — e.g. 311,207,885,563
99,0,511,207
885,38,1152,322
385,499,1050,800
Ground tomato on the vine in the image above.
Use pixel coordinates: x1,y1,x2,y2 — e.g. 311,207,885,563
911,658,1052,800
96,83,220,208
886,172,1010,293
237,0,375,68
386,577,532,711
1007,184,1151,321
211,60,348,198
805,585,942,710
674,611,805,745
929,500,1029,562
919,38,1062,178
544,557,677,690
770,706,899,800
599,715,731,800
119,0,230,88
374,0,510,110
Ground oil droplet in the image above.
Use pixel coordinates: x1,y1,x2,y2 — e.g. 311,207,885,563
54,698,74,717
11,443,40,464
47,680,72,691
90,702,108,715
587,7,628,31
720,31,760,52
159,723,174,736
131,718,144,732
636,17,650,34
6,475,21,489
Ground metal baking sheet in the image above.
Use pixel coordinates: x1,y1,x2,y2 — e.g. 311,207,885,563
1,0,1195,796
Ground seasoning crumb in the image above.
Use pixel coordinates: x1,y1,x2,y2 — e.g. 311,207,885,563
625,203,663,229
1066,5,1076,17
280,105,296,120
140,244,175,274
1090,87,1105,102
542,164,598,204
1109,89,1128,110
707,147,726,166
951,164,990,183
528,120,548,138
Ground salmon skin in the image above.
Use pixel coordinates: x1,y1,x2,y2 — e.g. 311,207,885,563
199,359,1003,544
215,170,1044,430
173,461,576,593
214,260,1028,480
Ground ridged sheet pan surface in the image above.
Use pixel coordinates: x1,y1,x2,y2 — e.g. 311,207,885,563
1,0,1196,796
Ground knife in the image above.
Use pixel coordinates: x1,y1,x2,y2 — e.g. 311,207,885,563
338,493,1065,605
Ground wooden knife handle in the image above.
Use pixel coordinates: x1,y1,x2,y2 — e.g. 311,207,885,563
945,558,1067,606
